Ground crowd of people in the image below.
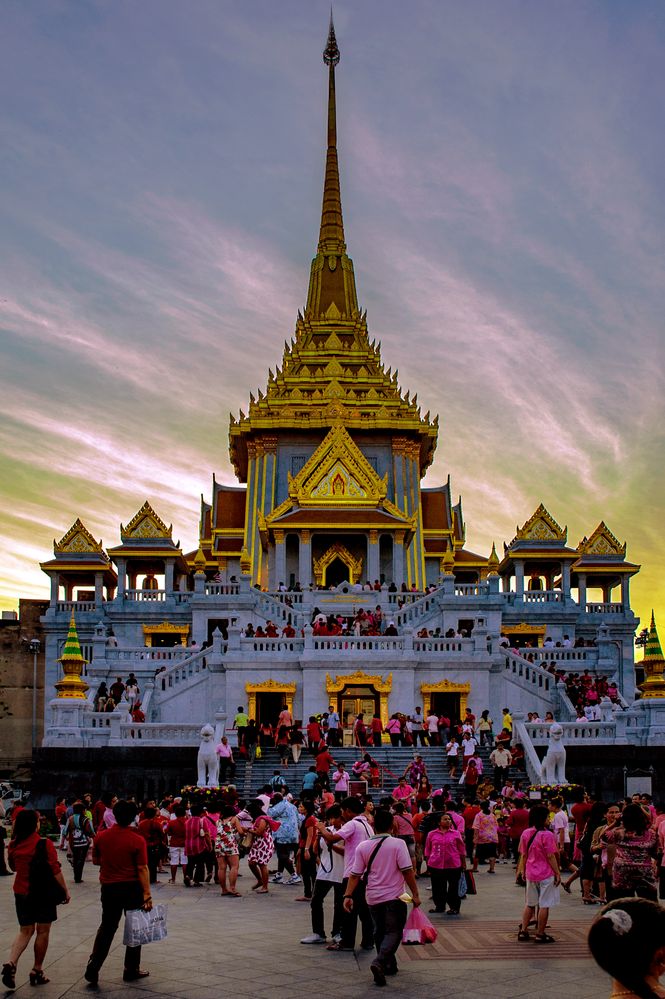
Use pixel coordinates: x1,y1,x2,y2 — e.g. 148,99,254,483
3,774,665,991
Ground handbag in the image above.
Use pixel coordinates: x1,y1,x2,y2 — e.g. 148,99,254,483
255,745,262,759
122,904,168,947
458,871,468,898
464,870,477,895
29,839,67,906
402,906,437,945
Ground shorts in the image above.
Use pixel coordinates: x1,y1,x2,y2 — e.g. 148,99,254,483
526,876,560,909
15,893,57,927
476,843,497,861
169,846,187,866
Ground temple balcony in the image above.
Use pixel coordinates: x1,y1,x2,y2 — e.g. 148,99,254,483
55,599,102,614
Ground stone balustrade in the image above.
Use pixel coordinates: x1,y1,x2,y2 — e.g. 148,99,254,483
268,591,304,605
118,723,203,744
503,652,553,693
56,600,99,613
519,590,565,604
241,637,304,654
525,721,617,744
122,589,192,604
585,602,624,615
531,648,599,664
413,638,469,653
310,635,404,654
454,583,489,597
104,646,191,663
155,649,210,692
205,583,240,596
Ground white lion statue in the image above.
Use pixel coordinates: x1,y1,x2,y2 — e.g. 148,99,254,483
541,722,567,785
197,724,219,788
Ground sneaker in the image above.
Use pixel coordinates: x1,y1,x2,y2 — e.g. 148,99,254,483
287,874,302,884
300,934,327,945
332,933,342,943
270,874,283,883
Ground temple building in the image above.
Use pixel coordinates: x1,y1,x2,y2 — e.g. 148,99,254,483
39,20,648,751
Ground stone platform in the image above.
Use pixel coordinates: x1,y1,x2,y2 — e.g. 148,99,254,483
0,852,611,998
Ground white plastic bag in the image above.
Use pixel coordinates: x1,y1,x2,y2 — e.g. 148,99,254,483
122,904,168,946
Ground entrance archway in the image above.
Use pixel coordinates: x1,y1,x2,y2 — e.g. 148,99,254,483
326,558,349,587
421,681,470,724
245,680,296,724
313,543,363,588
326,670,392,730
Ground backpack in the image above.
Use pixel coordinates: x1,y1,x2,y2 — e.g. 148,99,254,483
71,814,90,847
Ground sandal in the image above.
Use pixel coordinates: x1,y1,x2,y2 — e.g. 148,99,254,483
29,970,50,987
534,933,556,943
2,963,16,990
517,929,530,941
562,883,572,894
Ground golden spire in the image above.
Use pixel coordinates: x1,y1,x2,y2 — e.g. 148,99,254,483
305,13,359,320
55,612,89,700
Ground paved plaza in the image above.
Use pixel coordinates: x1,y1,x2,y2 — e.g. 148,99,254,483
1,856,612,999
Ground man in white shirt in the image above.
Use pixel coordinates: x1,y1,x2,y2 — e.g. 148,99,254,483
425,711,439,745
461,732,477,768
327,705,341,747
318,797,375,952
410,707,427,747
301,804,345,945
551,797,574,871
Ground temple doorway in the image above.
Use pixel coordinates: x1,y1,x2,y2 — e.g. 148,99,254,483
327,558,349,588
430,692,461,723
338,685,379,728
255,692,284,726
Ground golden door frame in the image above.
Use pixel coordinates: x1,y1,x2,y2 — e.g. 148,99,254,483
313,543,363,587
326,670,392,729
245,679,296,721
420,680,471,717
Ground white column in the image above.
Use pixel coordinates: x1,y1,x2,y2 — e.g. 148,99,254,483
514,559,525,596
299,531,312,588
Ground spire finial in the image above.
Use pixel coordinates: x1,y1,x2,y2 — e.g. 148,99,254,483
323,10,340,67
305,13,359,320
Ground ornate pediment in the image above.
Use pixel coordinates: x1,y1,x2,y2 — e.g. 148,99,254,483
288,425,389,508
515,504,566,543
577,522,626,557
121,502,172,541
54,519,106,557
313,543,363,586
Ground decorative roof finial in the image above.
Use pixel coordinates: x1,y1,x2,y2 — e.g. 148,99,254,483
323,9,340,67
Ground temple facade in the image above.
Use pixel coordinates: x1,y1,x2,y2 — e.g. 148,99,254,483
39,21,648,752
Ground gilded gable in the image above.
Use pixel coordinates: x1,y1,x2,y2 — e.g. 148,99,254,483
289,425,387,507
577,522,626,557
121,502,172,541
54,518,106,557
515,504,566,543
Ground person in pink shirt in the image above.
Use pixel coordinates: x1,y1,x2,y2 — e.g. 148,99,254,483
517,805,561,943
345,808,421,986
424,813,466,914
392,778,415,805
332,763,350,801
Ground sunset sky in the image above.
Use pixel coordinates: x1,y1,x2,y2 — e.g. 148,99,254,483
1,1,663,640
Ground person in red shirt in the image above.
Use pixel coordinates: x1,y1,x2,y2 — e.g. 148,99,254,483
167,805,188,883
461,799,481,863
306,716,322,753
137,806,166,884
3,810,70,989
506,801,530,866
315,745,336,789
84,800,152,986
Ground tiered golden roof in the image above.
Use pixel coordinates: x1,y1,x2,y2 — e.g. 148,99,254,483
228,15,437,482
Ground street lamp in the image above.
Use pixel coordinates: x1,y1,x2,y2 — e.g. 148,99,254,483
29,639,40,748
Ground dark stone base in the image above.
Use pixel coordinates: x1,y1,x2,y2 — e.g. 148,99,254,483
30,747,201,809
564,746,663,801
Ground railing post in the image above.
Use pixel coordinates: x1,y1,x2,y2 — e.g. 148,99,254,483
403,629,413,654
303,623,313,653
226,624,241,653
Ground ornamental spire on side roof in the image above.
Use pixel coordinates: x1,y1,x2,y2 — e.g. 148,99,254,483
644,611,664,662
639,611,665,699
305,13,359,321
